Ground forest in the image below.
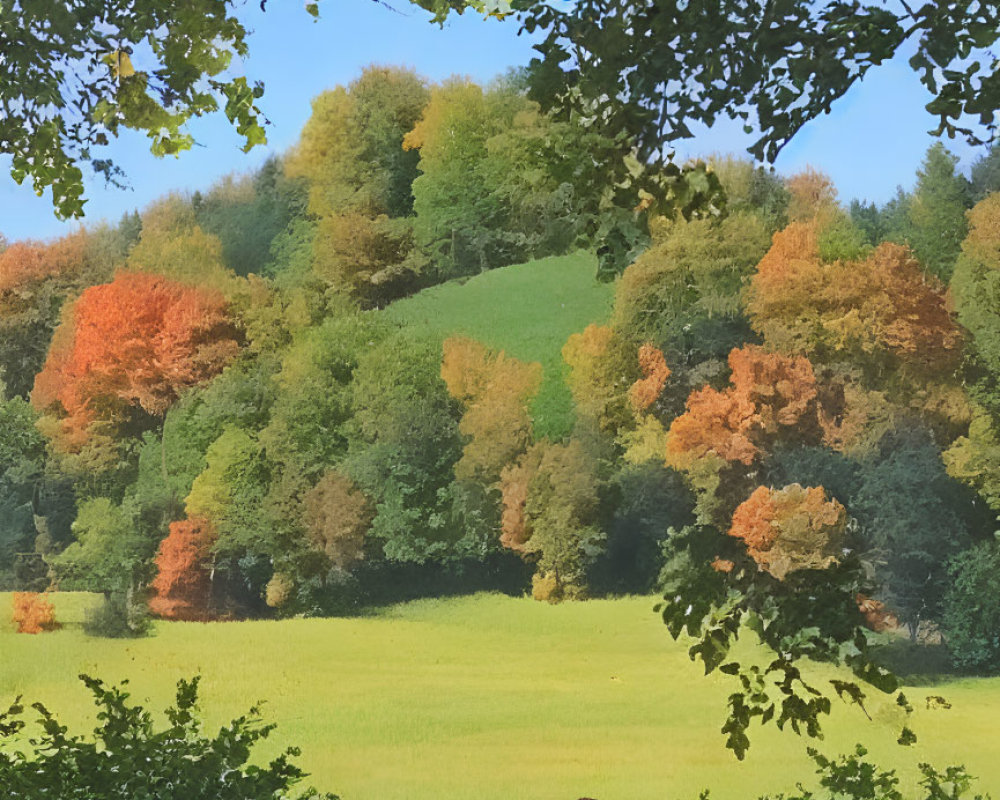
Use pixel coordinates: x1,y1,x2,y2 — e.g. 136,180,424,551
3,63,1000,692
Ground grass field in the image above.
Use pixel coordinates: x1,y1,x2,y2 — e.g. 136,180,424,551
384,252,616,439
2,593,998,799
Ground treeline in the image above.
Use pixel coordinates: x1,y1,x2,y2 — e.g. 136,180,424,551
4,65,1000,673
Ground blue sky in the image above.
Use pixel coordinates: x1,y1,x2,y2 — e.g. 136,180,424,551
0,2,987,241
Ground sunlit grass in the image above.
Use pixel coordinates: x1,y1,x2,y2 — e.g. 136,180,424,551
1,592,998,799
384,252,615,439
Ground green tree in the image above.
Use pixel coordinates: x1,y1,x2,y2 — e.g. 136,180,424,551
404,79,534,277
48,498,153,594
906,142,972,282
969,143,1000,201
285,67,429,305
344,335,469,564
942,540,1000,673
193,157,307,277
0,395,48,586
853,427,982,640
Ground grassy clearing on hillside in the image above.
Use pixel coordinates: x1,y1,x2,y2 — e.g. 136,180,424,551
2,593,998,800
384,252,615,439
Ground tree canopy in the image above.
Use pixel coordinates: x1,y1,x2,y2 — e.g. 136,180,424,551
12,0,1000,220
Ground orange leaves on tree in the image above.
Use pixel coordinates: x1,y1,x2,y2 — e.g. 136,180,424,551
728,484,847,580
499,452,535,554
666,345,820,469
148,517,216,621
32,272,240,451
747,221,961,374
0,230,88,294
11,592,59,634
441,337,542,485
629,344,670,414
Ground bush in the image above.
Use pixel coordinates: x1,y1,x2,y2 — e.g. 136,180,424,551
84,589,152,638
0,674,339,799
10,592,59,634
942,540,1000,673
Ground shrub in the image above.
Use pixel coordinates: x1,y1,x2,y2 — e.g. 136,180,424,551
11,592,59,634
0,674,339,799
84,590,152,638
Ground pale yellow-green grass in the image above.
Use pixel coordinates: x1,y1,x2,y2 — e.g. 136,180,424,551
1,593,998,799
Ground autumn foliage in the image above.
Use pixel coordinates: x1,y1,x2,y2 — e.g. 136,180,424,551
666,345,820,469
629,343,670,413
441,337,542,485
747,221,961,373
728,484,847,580
303,471,373,570
0,230,90,294
148,518,216,621
32,272,240,451
785,167,838,223
11,592,59,634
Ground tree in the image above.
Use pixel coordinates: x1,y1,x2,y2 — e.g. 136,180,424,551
611,212,770,365
285,67,429,305
906,142,972,282
951,193,1000,378
441,337,542,486
148,517,215,620
302,471,372,573
32,272,241,458
193,158,307,277
0,396,48,585
404,79,533,277
785,168,838,223
0,228,115,398
344,334,469,565
747,220,961,377
48,497,153,594
942,540,1000,673
969,143,1000,201
852,427,980,640
0,675,339,799
562,324,637,439
666,345,821,471
728,483,847,581
499,438,604,600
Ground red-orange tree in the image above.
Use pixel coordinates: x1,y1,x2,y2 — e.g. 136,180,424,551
667,345,820,470
148,517,215,621
665,345,821,526
32,272,240,454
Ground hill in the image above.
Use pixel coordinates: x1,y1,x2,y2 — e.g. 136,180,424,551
383,252,616,439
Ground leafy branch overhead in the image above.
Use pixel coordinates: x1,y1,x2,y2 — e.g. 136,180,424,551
1,0,266,219
11,0,1000,221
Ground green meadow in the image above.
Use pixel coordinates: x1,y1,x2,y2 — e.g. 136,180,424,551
384,251,615,439
2,592,997,800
